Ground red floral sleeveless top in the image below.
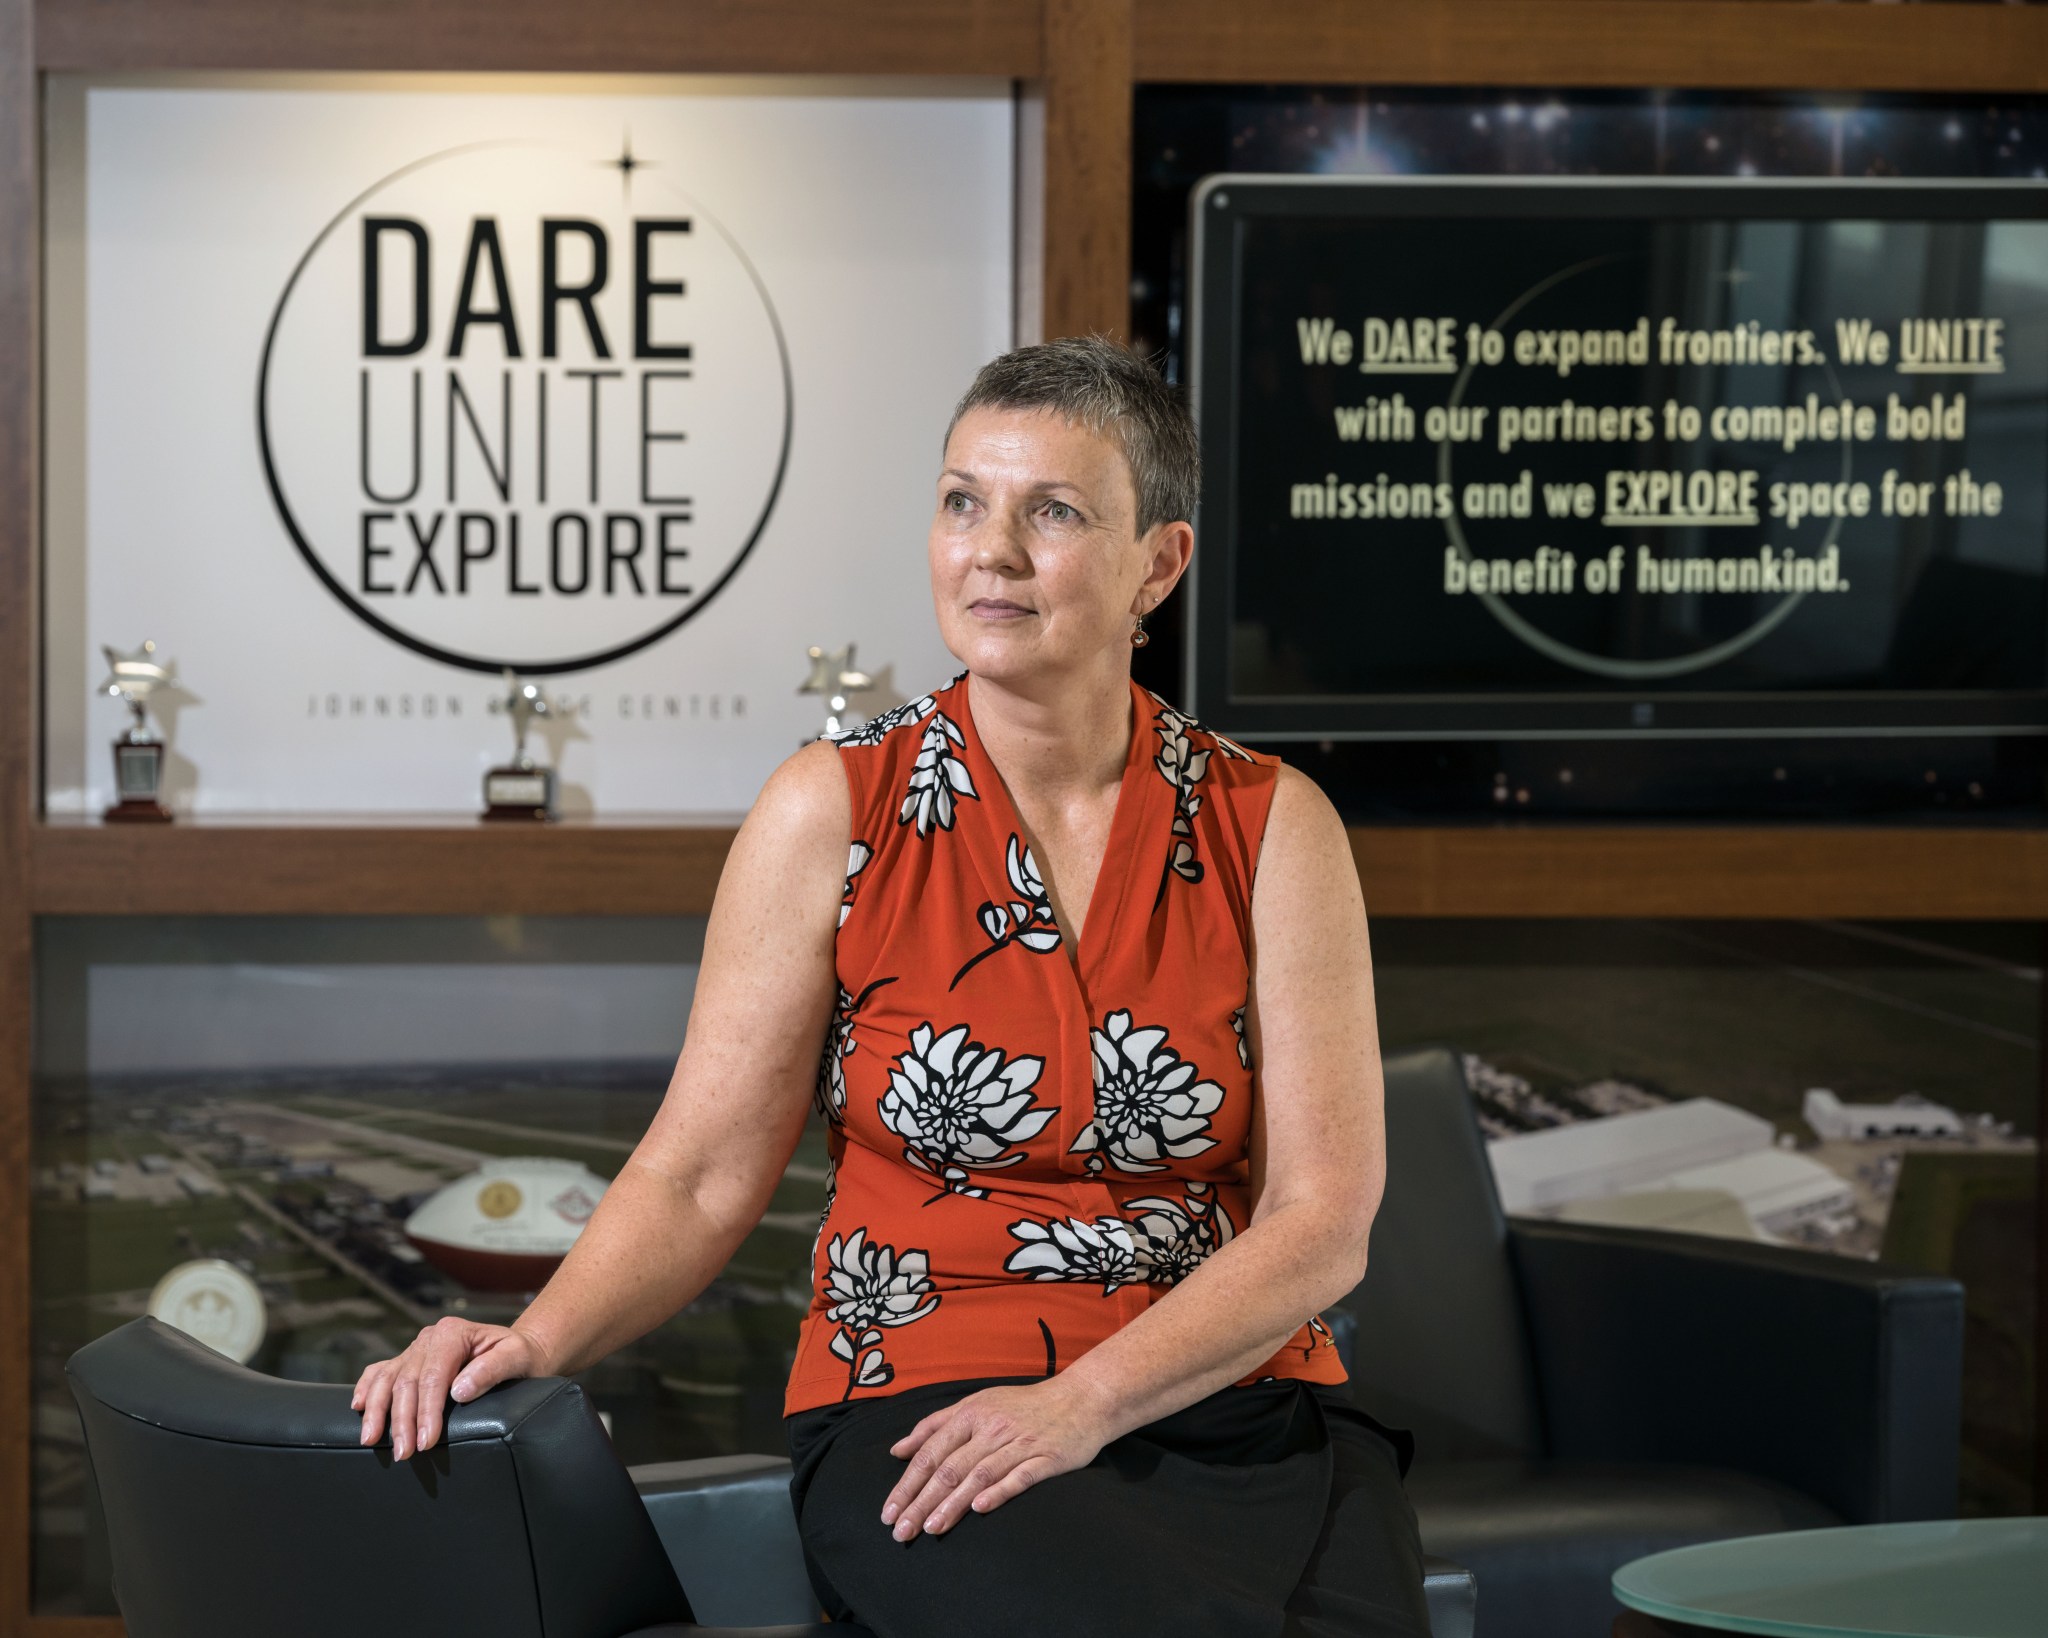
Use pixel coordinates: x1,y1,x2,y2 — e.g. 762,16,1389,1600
783,666,1349,1413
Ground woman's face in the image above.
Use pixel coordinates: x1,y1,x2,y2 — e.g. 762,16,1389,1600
930,405,1187,683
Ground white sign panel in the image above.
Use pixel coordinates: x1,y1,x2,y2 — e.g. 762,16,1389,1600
47,77,1013,815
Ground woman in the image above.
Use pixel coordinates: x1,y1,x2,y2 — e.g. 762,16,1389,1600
353,336,1429,1637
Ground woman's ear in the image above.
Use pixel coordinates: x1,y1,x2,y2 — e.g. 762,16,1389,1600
1141,518,1195,605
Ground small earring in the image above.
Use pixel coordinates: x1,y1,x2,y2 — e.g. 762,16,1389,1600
1131,608,1150,648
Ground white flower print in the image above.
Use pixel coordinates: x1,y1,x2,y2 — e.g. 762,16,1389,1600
814,671,981,838
880,1022,1056,1197
822,1227,940,1399
821,680,946,747
1003,1214,1140,1294
810,1152,836,1268
814,974,898,1125
900,709,979,837
1230,994,1252,1069
1069,1009,1226,1174
951,832,1062,989
1152,702,1214,784
1004,832,1062,937
1152,703,1212,886
1142,688,1256,894
1003,1182,1235,1294
838,840,872,928
1144,687,1257,764
1124,1181,1236,1283
816,988,854,1122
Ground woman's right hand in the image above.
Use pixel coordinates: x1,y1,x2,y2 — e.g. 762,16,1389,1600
352,1315,557,1460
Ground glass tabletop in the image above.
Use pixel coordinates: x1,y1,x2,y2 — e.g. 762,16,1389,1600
1611,1518,2048,1638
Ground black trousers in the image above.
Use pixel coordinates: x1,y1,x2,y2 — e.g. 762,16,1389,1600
786,1375,1431,1638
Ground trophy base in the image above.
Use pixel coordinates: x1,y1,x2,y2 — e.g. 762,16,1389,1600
102,797,173,824
481,764,556,823
106,737,173,822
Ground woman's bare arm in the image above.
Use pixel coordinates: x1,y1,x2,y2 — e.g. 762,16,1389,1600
879,762,1384,1535
1046,761,1385,1428
355,737,849,1454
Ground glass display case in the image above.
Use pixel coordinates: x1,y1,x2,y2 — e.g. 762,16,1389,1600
29,911,2037,1612
1367,914,2038,1522
30,913,825,1614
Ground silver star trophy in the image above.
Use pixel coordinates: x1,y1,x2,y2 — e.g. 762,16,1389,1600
482,668,560,822
798,643,877,744
98,639,175,823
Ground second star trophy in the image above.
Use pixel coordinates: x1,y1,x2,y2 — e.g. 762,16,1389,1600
481,669,561,822
99,639,176,822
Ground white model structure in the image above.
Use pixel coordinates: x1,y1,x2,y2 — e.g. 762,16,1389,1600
404,1155,608,1293
1802,1088,1963,1142
1554,1187,1763,1242
1627,1147,1854,1233
1486,1097,1774,1214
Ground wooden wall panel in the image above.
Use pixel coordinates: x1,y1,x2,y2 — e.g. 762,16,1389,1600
28,822,2048,920
1135,0,2048,91
30,824,743,918
36,0,1042,75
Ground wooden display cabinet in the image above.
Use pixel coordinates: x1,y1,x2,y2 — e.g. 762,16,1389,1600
5,4,2046,1633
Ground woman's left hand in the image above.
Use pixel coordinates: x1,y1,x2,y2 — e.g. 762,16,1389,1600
880,1378,1111,1541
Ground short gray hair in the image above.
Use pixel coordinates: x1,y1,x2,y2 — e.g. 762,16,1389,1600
944,335,1200,537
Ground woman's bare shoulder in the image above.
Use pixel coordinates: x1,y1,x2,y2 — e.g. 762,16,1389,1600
1261,763,1350,870
705,741,851,932
1250,763,1363,939
742,737,851,857
770,736,852,808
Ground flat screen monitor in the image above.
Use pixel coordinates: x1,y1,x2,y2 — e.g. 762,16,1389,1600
1186,177,2048,739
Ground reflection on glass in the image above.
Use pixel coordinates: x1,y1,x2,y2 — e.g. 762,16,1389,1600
1372,915,2039,1519
28,909,2040,1611
30,914,824,1615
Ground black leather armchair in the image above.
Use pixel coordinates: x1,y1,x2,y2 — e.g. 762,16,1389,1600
1330,1045,1967,1638
69,1312,1478,1635
66,1315,867,1638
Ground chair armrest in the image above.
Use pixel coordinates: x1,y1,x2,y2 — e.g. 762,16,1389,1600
1420,1552,1476,1638
1507,1217,1962,1523
628,1455,823,1627
630,1453,1470,1635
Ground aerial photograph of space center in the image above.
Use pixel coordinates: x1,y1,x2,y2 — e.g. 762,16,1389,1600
30,903,2036,1613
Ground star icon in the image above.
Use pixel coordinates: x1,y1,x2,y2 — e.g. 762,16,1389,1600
603,129,656,202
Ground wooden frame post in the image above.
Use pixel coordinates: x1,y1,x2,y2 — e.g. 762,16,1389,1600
1030,0,1131,340
2,0,37,1629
